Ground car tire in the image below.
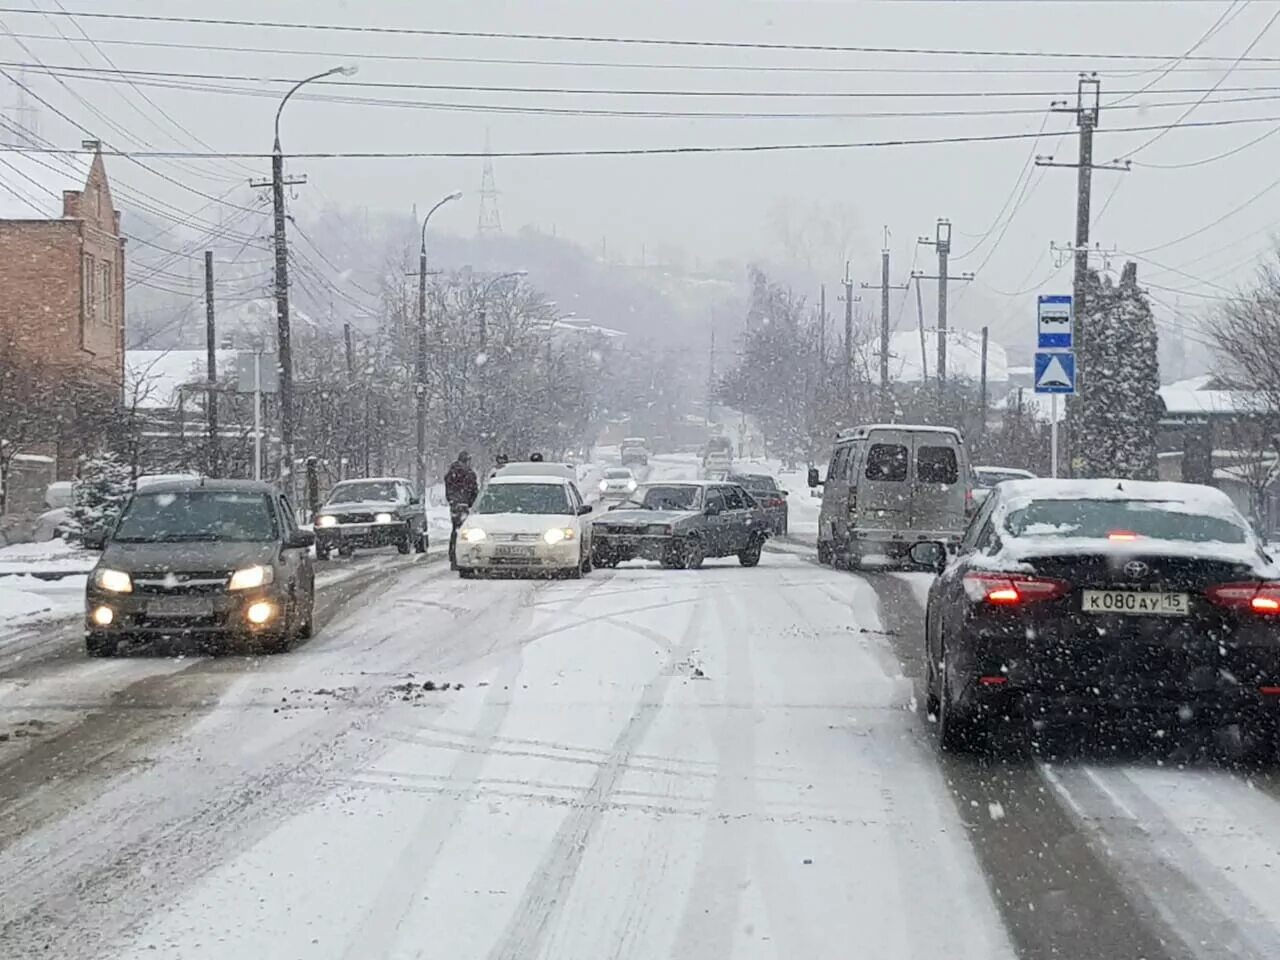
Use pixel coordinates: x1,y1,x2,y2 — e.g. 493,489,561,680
682,538,705,570
415,531,428,554
297,596,315,640
817,541,833,565
315,544,331,561
338,544,354,558
581,550,593,574
924,614,941,719
938,643,979,753
397,527,412,555
85,632,118,657
738,537,763,567
458,568,477,579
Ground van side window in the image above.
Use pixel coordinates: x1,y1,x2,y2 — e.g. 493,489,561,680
829,445,851,481
865,443,908,482
917,446,959,484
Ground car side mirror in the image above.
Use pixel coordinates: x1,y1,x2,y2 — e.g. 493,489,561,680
578,504,592,516
288,530,316,550
908,541,948,573
705,502,722,517
780,490,789,497
82,529,107,550
807,467,821,488
410,495,421,506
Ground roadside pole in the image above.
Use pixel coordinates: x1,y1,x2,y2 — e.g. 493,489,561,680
1050,395,1059,478
253,351,263,481
1035,295,1076,479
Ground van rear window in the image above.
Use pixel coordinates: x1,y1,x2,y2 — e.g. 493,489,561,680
917,446,958,484
865,443,908,481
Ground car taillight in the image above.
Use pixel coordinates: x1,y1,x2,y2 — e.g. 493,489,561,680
1107,530,1141,542
962,572,1070,606
1206,581,1280,614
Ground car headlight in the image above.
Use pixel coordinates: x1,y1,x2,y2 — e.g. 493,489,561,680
374,512,394,524
228,564,274,591
94,568,132,593
598,480,609,493
543,527,576,545
317,514,337,528
646,524,672,536
626,479,637,491
461,527,487,543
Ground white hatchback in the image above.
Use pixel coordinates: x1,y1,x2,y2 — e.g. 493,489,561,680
598,467,638,500
456,475,595,578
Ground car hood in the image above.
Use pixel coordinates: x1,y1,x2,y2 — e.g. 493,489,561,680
463,512,577,535
99,540,279,575
596,508,698,527
319,499,400,514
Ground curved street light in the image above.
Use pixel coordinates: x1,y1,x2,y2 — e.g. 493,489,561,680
478,270,528,349
414,190,463,490
270,63,357,482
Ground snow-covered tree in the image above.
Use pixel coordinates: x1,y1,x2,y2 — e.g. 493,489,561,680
70,453,134,538
1076,263,1161,479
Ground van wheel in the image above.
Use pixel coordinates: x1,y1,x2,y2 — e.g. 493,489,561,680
817,541,833,565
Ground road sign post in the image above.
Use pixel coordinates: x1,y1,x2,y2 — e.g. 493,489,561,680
1034,348,1075,478
1037,295,1073,350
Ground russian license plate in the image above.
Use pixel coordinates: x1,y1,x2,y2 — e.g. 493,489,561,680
1082,590,1189,616
494,545,536,558
148,597,213,618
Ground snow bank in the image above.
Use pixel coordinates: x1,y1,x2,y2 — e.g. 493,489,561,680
0,538,97,575
0,574,84,637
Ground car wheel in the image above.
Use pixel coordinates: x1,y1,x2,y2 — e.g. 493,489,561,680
817,541,833,565
396,526,412,555
938,642,978,753
581,550,593,574
415,531,428,554
458,567,477,579
924,614,941,719
738,537,763,567
297,596,315,640
315,544,331,561
85,632,118,657
682,538,705,570
338,544,354,558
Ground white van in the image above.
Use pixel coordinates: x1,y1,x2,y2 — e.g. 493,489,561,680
808,424,972,568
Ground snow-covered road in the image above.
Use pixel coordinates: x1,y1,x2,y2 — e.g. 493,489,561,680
4,467,1280,957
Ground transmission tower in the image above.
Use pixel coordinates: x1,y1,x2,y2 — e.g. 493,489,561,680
5,69,39,146
477,130,502,236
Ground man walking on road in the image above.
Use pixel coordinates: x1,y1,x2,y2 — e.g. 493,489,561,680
445,451,479,569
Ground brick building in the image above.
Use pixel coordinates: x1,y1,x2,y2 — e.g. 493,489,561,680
0,141,126,486
0,141,125,382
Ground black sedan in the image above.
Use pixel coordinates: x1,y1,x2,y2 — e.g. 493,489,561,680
313,477,427,559
914,478,1280,757
729,472,788,535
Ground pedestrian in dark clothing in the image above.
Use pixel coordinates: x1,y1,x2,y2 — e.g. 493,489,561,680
529,452,544,462
445,451,479,568
489,452,510,480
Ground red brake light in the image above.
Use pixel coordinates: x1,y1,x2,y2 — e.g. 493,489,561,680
1107,531,1141,541
962,572,1070,606
1206,581,1280,614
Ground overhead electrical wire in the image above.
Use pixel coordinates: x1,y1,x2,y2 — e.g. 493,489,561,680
1108,0,1248,107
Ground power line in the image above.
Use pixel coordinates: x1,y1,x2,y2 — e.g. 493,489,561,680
13,8,1280,63
1130,120,1280,167
1108,0,1248,107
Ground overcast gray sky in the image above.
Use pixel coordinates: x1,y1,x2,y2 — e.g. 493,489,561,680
5,0,1279,350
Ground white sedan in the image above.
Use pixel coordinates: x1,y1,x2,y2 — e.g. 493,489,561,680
456,475,595,578
597,467,638,501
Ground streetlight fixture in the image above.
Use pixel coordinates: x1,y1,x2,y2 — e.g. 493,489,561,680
270,64,357,483
415,190,463,491
478,269,527,349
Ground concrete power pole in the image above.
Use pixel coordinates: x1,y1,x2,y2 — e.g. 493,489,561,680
913,220,974,407
204,250,218,477
979,325,989,448
861,235,909,419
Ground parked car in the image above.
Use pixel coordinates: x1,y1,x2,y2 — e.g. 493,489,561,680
313,477,427,559
456,474,594,578
620,437,650,467
82,479,315,656
592,480,770,569
914,478,1280,758
730,472,789,535
809,423,972,568
598,467,638,501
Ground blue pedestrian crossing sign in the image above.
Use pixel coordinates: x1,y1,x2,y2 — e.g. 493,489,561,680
1037,294,1073,349
1034,351,1076,395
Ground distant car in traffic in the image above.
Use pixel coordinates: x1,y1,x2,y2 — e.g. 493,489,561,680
456,474,594,578
592,480,770,569
598,467,638,501
729,472,789,535
620,437,650,467
313,477,427,559
914,478,1280,759
810,423,972,568
82,479,316,656
972,465,1037,507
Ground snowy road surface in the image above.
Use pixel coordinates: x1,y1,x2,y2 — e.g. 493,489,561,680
5,489,1280,956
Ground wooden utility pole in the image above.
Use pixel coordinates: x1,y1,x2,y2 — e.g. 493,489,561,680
979,325,989,448
203,250,218,477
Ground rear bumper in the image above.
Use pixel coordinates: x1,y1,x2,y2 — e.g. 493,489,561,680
85,584,291,637
316,522,407,549
853,528,961,546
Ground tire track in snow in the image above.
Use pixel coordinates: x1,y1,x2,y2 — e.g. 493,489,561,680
482,589,709,960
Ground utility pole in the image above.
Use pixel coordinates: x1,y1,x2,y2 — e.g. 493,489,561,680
818,284,826,366
979,325,989,449
204,250,218,477
839,263,861,413
343,322,355,383
861,233,910,419
1035,74,1129,473
416,241,428,491
913,220,974,405
706,328,716,426
915,276,927,381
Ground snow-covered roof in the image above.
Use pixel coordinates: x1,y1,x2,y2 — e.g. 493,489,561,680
1159,385,1258,417
992,387,1063,424
0,151,91,219
125,349,238,409
551,318,627,339
998,477,1238,511
872,327,1009,383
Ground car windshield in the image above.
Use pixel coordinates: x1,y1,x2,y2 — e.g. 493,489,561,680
603,469,632,479
734,475,776,492
1004,498,1249,544
112,491,277,543
327,481,398,503
623,485,702,511
474,483,570,515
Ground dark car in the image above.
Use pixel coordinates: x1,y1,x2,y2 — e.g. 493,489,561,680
313,477,427,559
83,479,316,656
729,472,788,535
915,478,1280,757
591,480,770,569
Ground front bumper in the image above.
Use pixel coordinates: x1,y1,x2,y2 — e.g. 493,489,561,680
592,533,680,564
315,521,407,549
457,539,580,571
85,585,290,637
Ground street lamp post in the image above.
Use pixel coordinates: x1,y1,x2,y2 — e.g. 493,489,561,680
416,191,463,492
271,64,356,482
472,270,527,449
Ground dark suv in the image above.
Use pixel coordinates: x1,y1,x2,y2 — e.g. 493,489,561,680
313,477,427,559
83,479,316,656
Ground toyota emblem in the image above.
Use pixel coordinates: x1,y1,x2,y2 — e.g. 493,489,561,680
1123,560,1150,579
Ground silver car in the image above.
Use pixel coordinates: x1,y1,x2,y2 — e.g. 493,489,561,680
808,423,972,569
597,467,638,501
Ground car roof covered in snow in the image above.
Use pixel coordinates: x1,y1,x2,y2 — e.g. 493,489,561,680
333,476,409,486
836,423,964,441
995,478,1237,512
492,462,575,479
488,474,570,486
131,478,277,495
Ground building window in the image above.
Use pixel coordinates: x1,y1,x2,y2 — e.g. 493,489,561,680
99,261,110,321
82,254,95,325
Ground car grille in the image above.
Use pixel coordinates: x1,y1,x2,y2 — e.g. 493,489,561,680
132,571,232,595
335,512,376,524
495,533,543,543
603,524,645,535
